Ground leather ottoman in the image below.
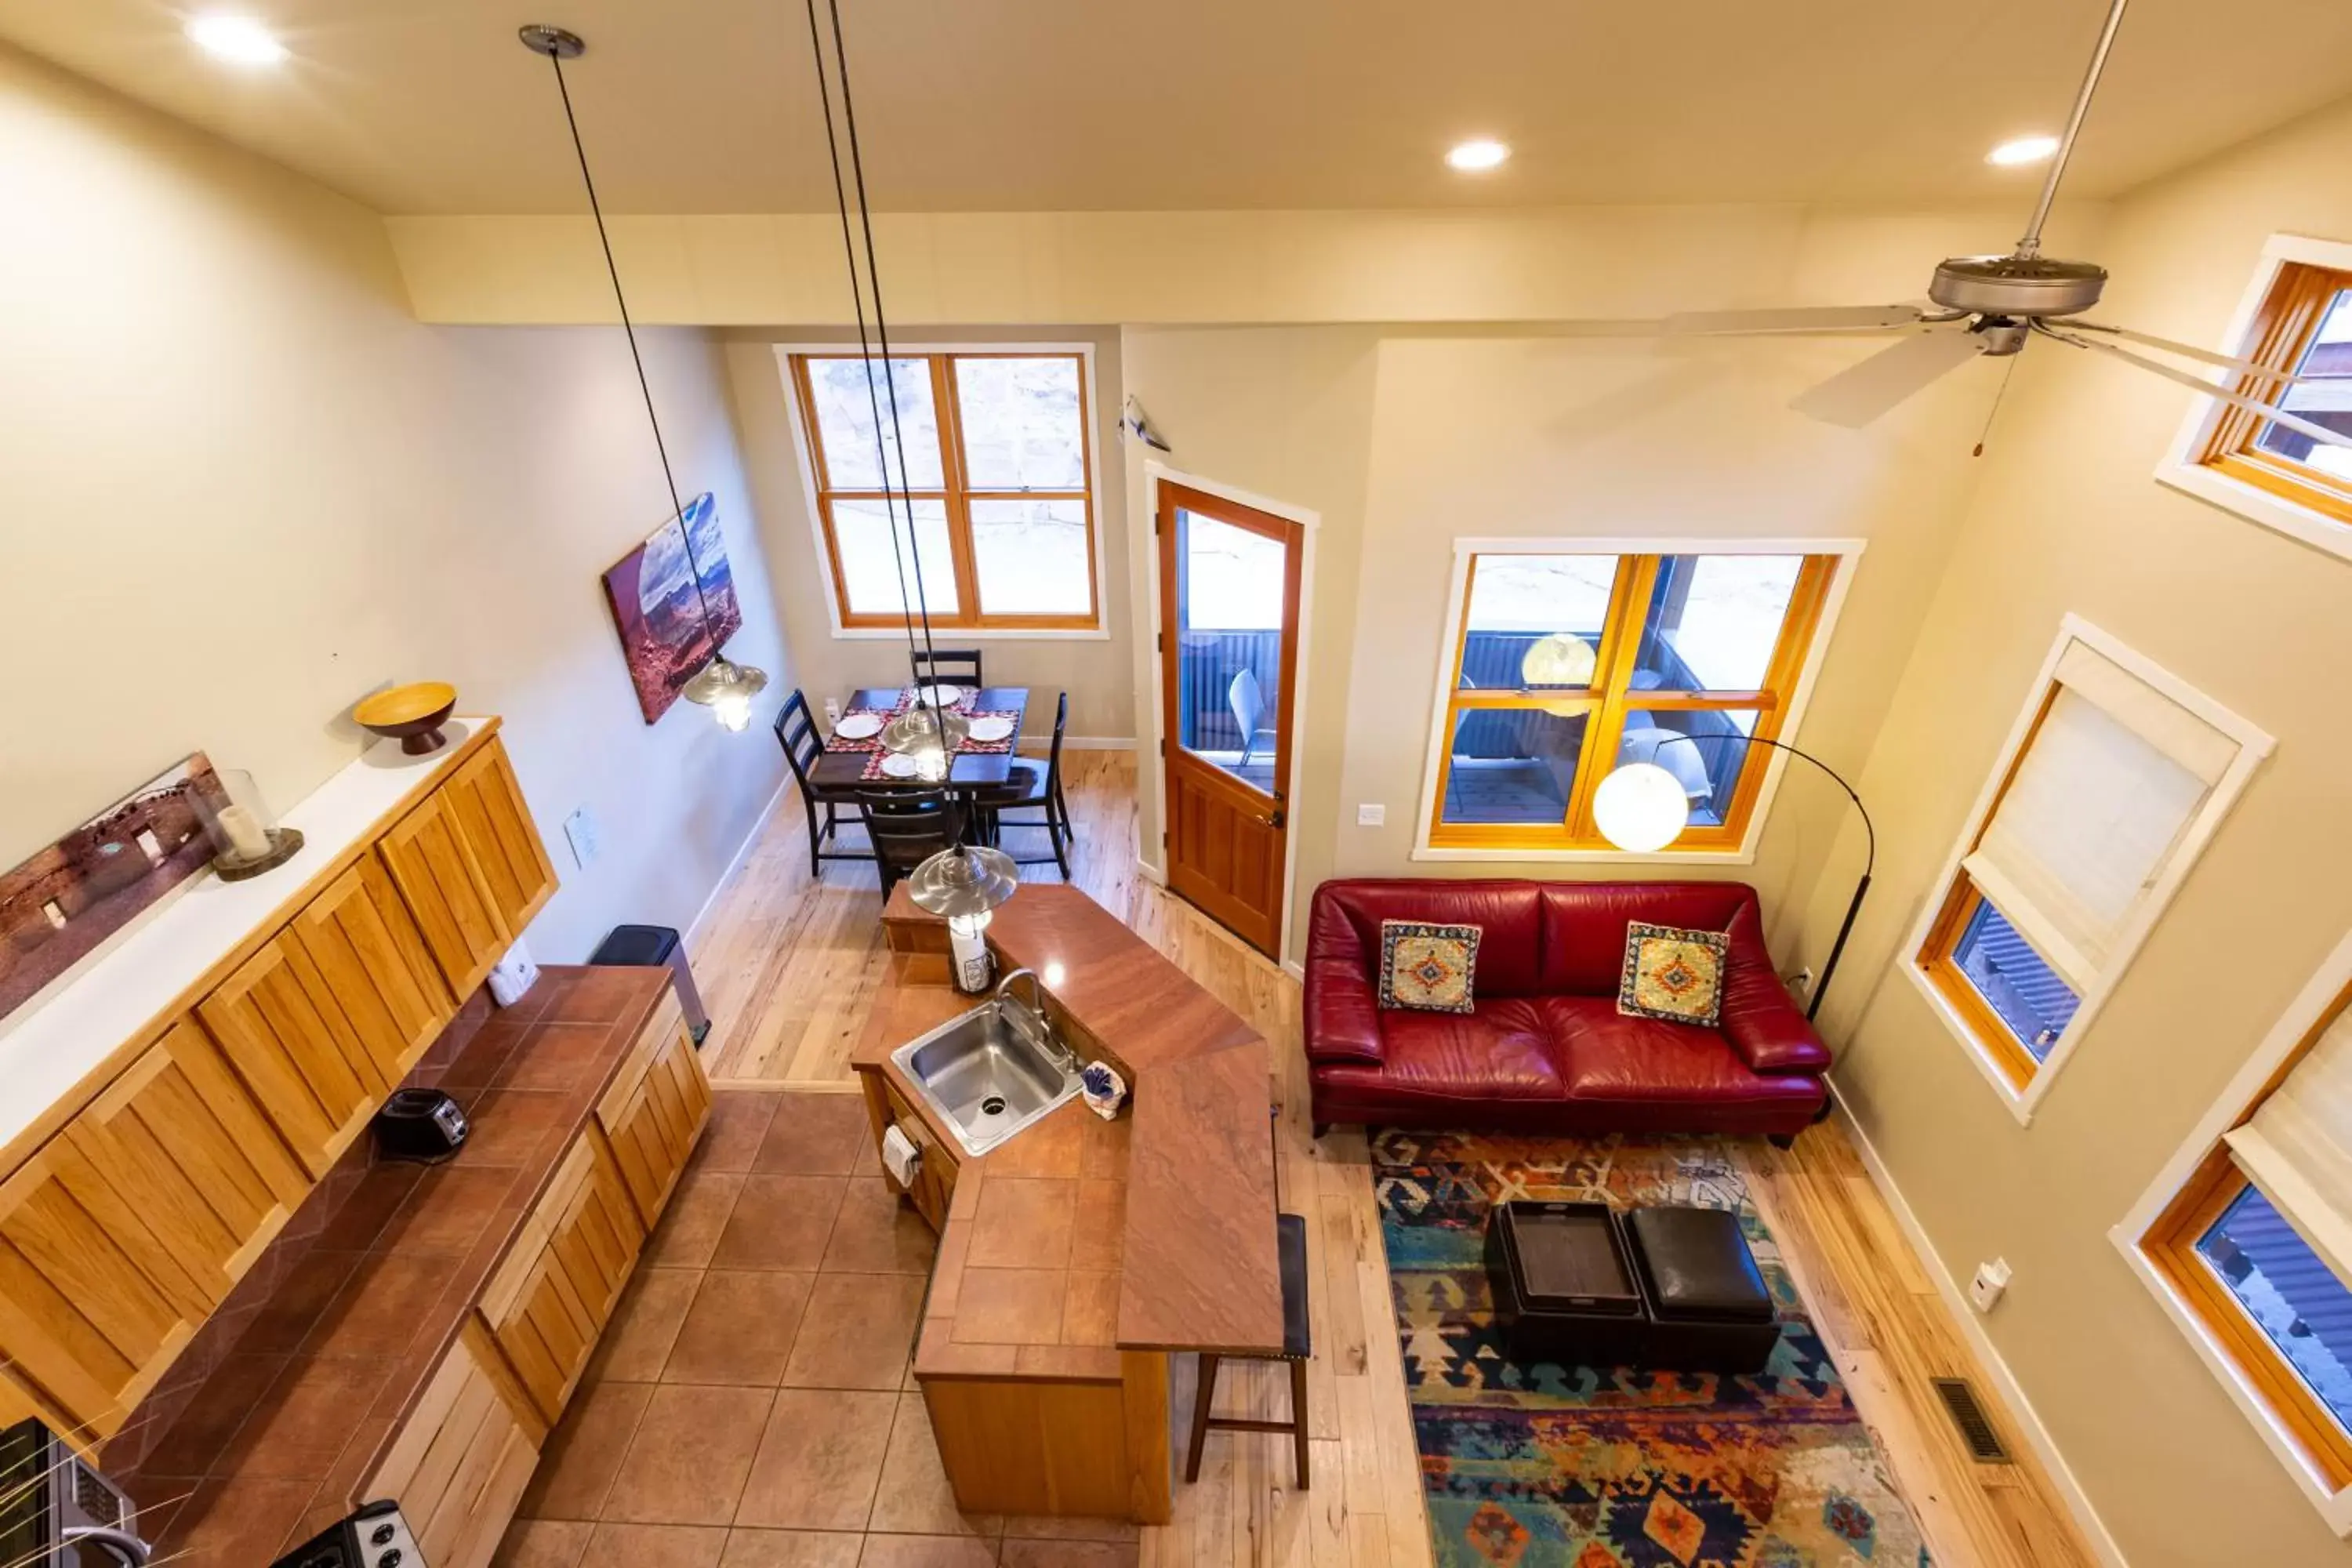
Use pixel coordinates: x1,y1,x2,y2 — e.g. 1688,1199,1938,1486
1623,1206,1780,1375
1483,1201,1648,1367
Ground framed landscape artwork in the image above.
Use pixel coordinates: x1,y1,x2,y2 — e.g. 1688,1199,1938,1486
0,753,226,1023
601,492,743,724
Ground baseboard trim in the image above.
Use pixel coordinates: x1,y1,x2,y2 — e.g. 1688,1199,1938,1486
1826,1076,2131,1568
1281,957,1306,982
1135,855,1167,887
685,777,790,950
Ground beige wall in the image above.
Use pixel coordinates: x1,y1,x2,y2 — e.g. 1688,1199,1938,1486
0,43,791,967
1816,94,2352,1567
720,327,1136,742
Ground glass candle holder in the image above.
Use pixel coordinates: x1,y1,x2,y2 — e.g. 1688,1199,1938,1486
192,769,304,880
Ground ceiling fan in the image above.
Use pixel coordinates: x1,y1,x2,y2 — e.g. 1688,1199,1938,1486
1649,0,2350,448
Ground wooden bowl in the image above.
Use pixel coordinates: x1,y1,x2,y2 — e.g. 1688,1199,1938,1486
354,682,458,755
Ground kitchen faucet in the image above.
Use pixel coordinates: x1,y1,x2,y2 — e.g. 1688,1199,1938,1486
995,967,1074,1072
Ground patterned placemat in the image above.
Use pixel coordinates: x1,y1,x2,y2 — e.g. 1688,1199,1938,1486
823,691,1023,780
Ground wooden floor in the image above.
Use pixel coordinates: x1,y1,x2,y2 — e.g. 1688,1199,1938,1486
688,750,2098,1568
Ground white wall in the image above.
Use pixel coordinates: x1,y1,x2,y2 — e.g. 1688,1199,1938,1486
0,42,789,967
1813,92,2352,1567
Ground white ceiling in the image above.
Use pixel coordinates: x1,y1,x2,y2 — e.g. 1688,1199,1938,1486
5,0,2352,216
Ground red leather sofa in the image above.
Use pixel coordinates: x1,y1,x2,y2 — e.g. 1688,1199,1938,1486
1302,879,1830,1139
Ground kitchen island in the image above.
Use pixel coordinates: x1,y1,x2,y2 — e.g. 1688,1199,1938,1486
851,884,1283,1523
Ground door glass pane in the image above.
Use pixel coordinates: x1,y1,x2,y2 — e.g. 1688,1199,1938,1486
1613,710,1756,828
1635,555,1805,692
2198,1182,2352,1432
831,498,956,615
1951,896,2081,1060
1174,510,1287,790
972,499,1091,615
1441,709,1584,826
2258,289,2352,481
804,357,944,491
1458,556,1619,691
953,357,1087,489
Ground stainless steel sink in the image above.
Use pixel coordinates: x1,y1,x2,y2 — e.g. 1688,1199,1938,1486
891,998,1081,1158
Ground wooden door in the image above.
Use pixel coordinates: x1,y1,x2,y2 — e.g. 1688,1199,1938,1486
290,854,453,1087
595,992,712,1229
445,741,559,941
477,1133,643,1425
198,931,387,1177
368,1319,545,1568
1156,482,1304,956
380,786,510,1000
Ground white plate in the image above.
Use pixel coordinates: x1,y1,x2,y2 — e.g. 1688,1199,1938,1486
966,715,1014,742
878,753,921,779
833,713,883,740
909,684,967,709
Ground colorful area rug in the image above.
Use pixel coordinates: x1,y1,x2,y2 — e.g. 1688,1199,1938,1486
1372,1129,1929,1568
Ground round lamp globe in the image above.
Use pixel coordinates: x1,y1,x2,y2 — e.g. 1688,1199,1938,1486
1592,762,1691,853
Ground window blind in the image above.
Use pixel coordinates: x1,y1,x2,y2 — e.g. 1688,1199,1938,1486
2227,1006,2352,1287
1961,644,2233,993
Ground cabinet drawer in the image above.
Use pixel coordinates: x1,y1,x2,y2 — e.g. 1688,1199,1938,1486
478,1131,643,1426
368,1320,544,1568
595,993,712,1229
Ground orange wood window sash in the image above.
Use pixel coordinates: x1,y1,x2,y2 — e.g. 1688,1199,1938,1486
2197,263,2352,527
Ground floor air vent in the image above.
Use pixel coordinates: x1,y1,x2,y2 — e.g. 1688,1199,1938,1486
1932,1377,2009,1462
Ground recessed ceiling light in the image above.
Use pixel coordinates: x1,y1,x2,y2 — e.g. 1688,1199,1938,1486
1986,135,2060,167
1446,139,1511,172
186,14,289,66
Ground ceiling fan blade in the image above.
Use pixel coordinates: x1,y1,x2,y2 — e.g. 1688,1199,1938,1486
2040,328,2352,450
1666,304,1927,336
1790,328,1990,427
2065,320,2307,383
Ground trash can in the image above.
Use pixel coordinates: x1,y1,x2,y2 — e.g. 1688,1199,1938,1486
589,924,710,1047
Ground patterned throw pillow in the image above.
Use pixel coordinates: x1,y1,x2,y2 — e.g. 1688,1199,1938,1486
1378,921,1482,1014
1617,921,1730,1026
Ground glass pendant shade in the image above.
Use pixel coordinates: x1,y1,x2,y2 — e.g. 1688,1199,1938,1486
683,654,768,731
882,702,970,759
908,842,1019,920
1592,761,1692,853
1520,633,1598,688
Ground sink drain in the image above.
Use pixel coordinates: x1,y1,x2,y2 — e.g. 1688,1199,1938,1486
980,1095,1007,1117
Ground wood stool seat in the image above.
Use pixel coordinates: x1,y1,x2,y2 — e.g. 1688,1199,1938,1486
1185,1212,1312,1487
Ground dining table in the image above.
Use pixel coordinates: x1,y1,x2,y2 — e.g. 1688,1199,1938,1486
810,684,1031,790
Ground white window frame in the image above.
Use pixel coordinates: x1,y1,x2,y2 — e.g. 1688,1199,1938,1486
1408,535,1863,864
772,341,1112,641
2114,924,2352,1534
2155,231,2352,564
1904,615,2273,1124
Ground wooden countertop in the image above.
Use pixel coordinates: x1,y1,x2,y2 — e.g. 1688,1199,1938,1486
857,884,1283,1369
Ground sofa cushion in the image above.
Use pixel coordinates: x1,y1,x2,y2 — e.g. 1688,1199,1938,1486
1319,880,1545,997
1539,997,1824,1112
1715,900,1832,1074
1617,921,1729,1026
1378,920,1480,1013
1537,883,1755,996
1315,999,1565,1105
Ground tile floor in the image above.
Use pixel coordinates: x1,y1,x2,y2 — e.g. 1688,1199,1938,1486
493,1088,1142,1568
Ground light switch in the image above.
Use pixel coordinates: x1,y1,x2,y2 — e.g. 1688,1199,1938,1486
563,807,603,869
1357,804,1386,827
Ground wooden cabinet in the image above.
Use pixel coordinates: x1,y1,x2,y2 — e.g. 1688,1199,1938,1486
442,742,558,942
289,854,452,1084
477,1131,643,1427
595,992,713,1229
877,1074,958,1233
368,1320,544,1568
197,931,387,1178
379,788,510,1003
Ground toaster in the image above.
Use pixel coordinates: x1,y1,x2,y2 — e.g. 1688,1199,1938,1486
370,1088,468,1162
269,1500,423,1568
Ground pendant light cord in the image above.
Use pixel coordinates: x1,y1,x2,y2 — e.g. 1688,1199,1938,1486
543,48,725,650
804,0,948,731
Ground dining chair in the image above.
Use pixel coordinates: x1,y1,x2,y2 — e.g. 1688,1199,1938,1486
971,691,1072,879
1228,669,1278,768
855,787,964,902
910,648,985,691
773,691,876,878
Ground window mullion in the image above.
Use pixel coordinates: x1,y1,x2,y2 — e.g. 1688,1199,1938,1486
931,354,982,626
1565,555,1657,840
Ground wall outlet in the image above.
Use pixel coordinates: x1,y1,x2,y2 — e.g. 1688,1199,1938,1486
1788,965,1816,998
1357,804,1386,827
823,697,844,726
1970,1258,2012,1313
563,807,603,869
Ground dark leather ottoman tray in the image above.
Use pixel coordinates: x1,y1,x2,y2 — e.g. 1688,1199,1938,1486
1483,1200,1647,1367
1624,1205,1780,1375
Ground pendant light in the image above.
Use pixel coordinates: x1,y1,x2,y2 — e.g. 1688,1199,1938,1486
802,0,1015,934
522,24,768,732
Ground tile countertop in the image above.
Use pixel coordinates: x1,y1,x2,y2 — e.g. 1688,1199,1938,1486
861,884,1284,1371
122,964,668,1559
